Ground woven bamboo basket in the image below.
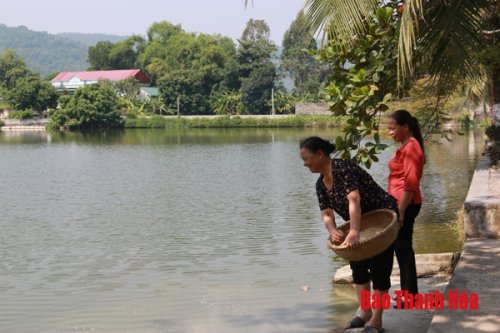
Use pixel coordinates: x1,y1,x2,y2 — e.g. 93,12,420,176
328,209,398,261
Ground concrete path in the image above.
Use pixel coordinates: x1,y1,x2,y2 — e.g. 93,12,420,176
426,238,500,333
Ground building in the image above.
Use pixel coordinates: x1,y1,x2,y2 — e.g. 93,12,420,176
137,87,160,101
295,102,330,115
50,69,151,92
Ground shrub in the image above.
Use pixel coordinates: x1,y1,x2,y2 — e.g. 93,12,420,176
8,109,39,119
49,82,124,130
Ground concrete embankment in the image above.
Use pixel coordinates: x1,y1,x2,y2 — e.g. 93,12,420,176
463,155,500,238
1,119,49,131
426,155,500,333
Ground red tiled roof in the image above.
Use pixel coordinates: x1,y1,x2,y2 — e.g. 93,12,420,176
51,69,150,84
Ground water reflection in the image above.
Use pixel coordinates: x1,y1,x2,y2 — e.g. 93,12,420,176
0,128,482,332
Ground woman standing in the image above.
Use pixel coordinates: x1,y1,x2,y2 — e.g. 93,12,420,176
388,110,425,304
300,136,398,333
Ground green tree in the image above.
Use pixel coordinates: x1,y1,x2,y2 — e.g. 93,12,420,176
318,7,398,168
237,19,276,79
241,18,272,42
237,19,277,113
146,21,184,44
158,68,208,115
88,36,145,70
281,11,327,97
136,22,188,84
299,0,495,119
240,61,276,114
211,90,243,115
144,98,172,115
49,82,124,129
88,21,244,115
0,49,32,91
108,35,145,69
271,90,298,114
6,75,59,112
114,77,140,99
481,2,500,114
88,41,114,70
243,0,495,164
135,22,241,113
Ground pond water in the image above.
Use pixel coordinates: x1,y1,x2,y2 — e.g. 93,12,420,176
0,128,482,333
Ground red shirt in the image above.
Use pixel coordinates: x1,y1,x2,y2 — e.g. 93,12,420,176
388,138,424,204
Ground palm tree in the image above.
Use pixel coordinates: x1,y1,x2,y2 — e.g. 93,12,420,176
245,0,497,118
305,0,493,99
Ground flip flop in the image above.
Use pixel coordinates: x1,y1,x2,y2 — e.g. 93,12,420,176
344,316,366,329
361,325,385,333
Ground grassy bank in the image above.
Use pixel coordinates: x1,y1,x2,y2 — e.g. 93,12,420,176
124,115,342,129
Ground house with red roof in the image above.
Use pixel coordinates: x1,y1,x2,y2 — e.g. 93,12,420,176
50,69,151,92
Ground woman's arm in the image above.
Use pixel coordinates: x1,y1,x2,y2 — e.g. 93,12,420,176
320,208,345,244
398,190,415,227
342,189,361,248
400,142,423,226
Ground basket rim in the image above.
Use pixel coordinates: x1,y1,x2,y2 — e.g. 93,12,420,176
328,208,397,250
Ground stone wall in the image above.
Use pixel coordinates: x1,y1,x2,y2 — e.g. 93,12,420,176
295,102,330,116
463,155,500,238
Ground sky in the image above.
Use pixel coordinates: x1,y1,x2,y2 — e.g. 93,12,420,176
0,0,307,44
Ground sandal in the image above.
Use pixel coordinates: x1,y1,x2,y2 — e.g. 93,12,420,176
361,325,385,333
344,316,366,329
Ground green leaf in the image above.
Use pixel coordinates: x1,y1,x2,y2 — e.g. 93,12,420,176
377,103,390,112
335,136,344,150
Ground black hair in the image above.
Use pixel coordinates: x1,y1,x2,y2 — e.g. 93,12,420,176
390,109,425,155
300,136,336,156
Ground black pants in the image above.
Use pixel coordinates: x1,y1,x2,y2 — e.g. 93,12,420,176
350,242,395,291
395,203,421,295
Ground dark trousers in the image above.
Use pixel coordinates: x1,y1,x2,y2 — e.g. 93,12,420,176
350,242,395,291
395,203,421,295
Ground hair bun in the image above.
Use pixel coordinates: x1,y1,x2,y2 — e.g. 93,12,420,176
328,143,336,154
299,136,336,156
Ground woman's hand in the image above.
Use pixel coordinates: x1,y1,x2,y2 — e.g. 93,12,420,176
341,229,360,248
398,212,405,228
329,228,346,245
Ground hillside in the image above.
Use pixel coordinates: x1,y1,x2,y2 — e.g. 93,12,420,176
0,24,89,76
57,32,127,46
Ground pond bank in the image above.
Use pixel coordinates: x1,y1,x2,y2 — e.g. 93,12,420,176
0,118,49,131
124,115,341,128
427,154,500,333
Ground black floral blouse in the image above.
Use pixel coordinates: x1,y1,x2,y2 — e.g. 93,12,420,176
316,159,398,221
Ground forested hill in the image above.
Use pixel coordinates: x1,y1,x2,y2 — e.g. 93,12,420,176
0,24,89,76
57,32,127,46
0,24,125,77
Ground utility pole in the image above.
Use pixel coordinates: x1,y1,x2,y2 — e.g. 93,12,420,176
271,88,275,115
177,96,180,116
